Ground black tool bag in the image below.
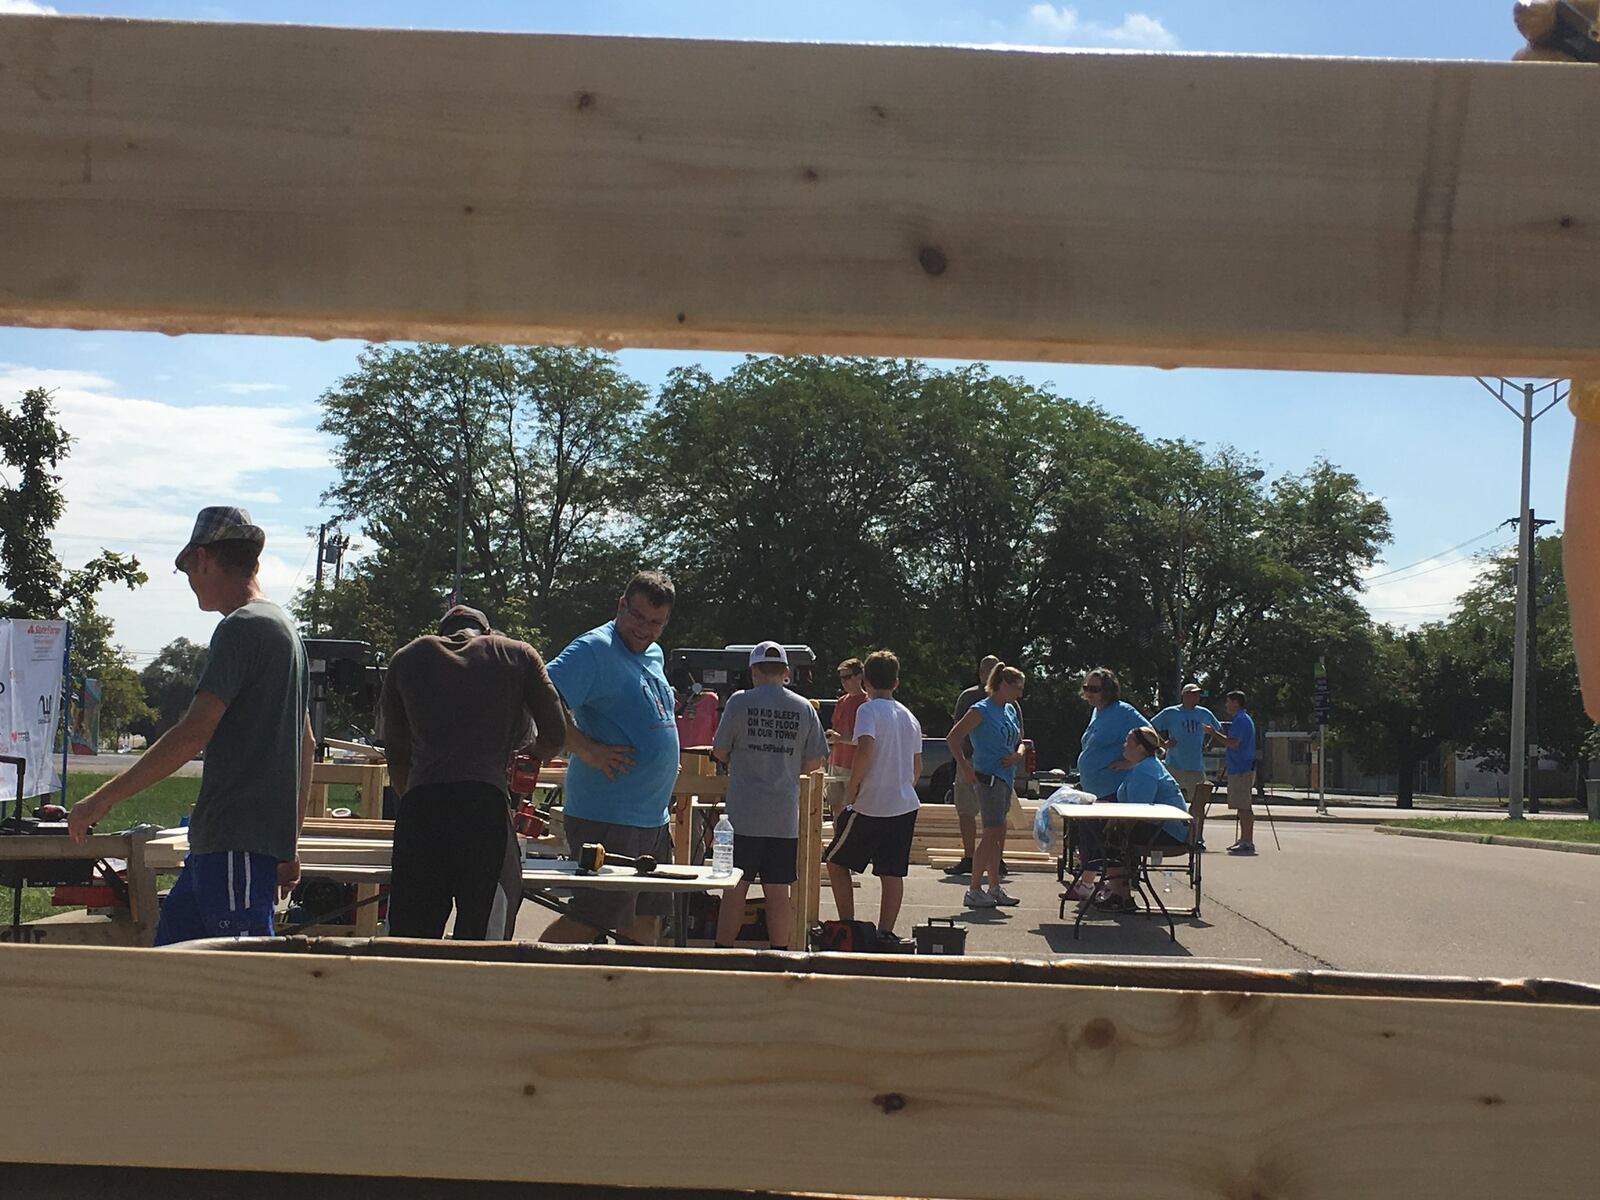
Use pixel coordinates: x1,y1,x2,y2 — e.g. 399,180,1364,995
809,919,879,952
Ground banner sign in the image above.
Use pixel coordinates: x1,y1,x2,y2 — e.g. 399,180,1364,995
0,618,69,800
71,677,101,755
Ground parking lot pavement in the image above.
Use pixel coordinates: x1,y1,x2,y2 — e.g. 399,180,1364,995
516,820,1600,983
864,821,1600,983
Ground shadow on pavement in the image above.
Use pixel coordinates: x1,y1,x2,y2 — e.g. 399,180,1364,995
1032,917,1201,957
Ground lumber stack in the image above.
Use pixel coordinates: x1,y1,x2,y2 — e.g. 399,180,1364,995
907,801,1039,865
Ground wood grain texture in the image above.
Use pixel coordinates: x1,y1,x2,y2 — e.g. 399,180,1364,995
1,943,1597,1198
3,16,1600,374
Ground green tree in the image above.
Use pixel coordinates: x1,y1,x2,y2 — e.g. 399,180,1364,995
0,388,146,619
65,600,154,746
637,356,928,683
1449,533,1588,774
312,344,647,651
136,638,208,739
1334,622,1477,808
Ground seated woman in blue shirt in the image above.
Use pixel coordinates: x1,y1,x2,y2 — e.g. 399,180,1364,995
1065,726,1190,912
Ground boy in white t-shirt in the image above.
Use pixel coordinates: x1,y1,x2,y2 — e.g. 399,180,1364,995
822,649,921,947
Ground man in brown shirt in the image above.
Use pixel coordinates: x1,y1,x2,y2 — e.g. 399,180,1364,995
381,604,565,939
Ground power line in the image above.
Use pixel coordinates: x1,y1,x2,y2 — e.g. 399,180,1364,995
1361,539,1514,591
1362,526,1505,583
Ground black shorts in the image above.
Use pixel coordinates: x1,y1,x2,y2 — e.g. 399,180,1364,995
823,808,917,878
733,834,798,885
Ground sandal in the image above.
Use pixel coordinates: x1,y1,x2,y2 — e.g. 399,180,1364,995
1060,881,1095,903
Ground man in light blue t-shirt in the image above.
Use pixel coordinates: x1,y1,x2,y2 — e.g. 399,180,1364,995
1150,683,1220,848
1204,690,1259,857
541,570,681,943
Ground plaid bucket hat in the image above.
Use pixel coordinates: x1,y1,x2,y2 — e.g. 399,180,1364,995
175,506,266,570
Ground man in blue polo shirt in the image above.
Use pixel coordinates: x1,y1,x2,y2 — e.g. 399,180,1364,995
1204,690,1259,856
540,570,681,943
1151,683,1221,849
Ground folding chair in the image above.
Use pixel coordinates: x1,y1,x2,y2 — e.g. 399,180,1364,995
1137,819,1202,919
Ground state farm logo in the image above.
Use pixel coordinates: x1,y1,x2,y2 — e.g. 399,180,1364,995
25,624,62,635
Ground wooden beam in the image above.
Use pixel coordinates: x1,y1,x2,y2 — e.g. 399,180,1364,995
1,943,1597,1198
3,16,1600,375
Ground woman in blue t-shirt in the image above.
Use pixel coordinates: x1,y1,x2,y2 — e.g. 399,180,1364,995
1066,724,1189,911
947,663,1026,909
1075,667,1150,799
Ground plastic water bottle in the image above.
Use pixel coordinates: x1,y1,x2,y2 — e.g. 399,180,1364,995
712,813,735,877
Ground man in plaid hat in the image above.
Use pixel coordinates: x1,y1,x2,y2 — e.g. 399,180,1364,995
69,506,313,944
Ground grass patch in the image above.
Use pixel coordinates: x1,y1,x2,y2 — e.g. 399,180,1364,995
1390,817,1600,844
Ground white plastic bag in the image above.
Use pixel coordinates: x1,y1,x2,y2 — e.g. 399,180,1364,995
1032,786,1097,854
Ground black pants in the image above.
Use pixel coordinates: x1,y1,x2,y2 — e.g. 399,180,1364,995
388,781,522,940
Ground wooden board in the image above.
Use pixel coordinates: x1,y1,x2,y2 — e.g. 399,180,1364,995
1,943,1597,1198
4,16,1600,376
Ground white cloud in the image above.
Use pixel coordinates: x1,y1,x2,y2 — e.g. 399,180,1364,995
0,2,59,14
1358,551,1504,630
215,382,288,396
1024,4,1178,50
0,362,330,646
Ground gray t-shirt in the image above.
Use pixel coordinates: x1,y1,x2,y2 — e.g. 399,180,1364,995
712,684,827,838
188,599,308,862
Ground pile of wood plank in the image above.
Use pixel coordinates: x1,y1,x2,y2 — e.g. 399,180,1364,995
908,801,1049,869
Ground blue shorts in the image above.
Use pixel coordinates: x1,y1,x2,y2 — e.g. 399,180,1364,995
155,851,279,946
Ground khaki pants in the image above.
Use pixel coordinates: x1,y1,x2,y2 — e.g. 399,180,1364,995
1170,768,1207,806
1226,771,1256,810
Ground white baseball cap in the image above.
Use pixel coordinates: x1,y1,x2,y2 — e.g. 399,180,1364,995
748,641,789,667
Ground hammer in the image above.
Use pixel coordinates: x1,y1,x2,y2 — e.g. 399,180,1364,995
575,842,697,879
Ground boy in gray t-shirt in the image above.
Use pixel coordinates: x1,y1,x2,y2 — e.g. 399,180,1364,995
710,642,827,948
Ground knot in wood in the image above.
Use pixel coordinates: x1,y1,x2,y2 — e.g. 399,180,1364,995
871,1092,907,1114
917,245,948,276
1078,1018,1116,1050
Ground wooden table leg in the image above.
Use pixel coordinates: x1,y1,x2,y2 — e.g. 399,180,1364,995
353,883,381,936
126,828,161,947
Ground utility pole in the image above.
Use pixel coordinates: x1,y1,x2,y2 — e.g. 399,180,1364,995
313,523,328,636
1174,508,1187,700
1514,509,1556,815
1476,378,1566,821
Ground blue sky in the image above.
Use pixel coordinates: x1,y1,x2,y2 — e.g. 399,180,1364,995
0,0,1573,662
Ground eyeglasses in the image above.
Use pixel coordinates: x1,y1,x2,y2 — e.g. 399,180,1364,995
622,600,669,632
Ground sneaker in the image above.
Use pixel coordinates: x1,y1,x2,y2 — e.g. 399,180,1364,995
964,887,997,908
999,859,1011,877
1227,842,1257,856
943,856,974,876
1194,839,1207,853
1095,894,1137,913
876,928,909,951
989,885,1021,907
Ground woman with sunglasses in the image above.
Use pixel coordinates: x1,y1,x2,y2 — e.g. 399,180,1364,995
1063,667,1150,902
1073,726,1191,912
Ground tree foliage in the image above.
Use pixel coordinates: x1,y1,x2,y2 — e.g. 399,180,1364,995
135,638,208,740
311,349,1404,769
0,388,146,619
311,345,647,648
